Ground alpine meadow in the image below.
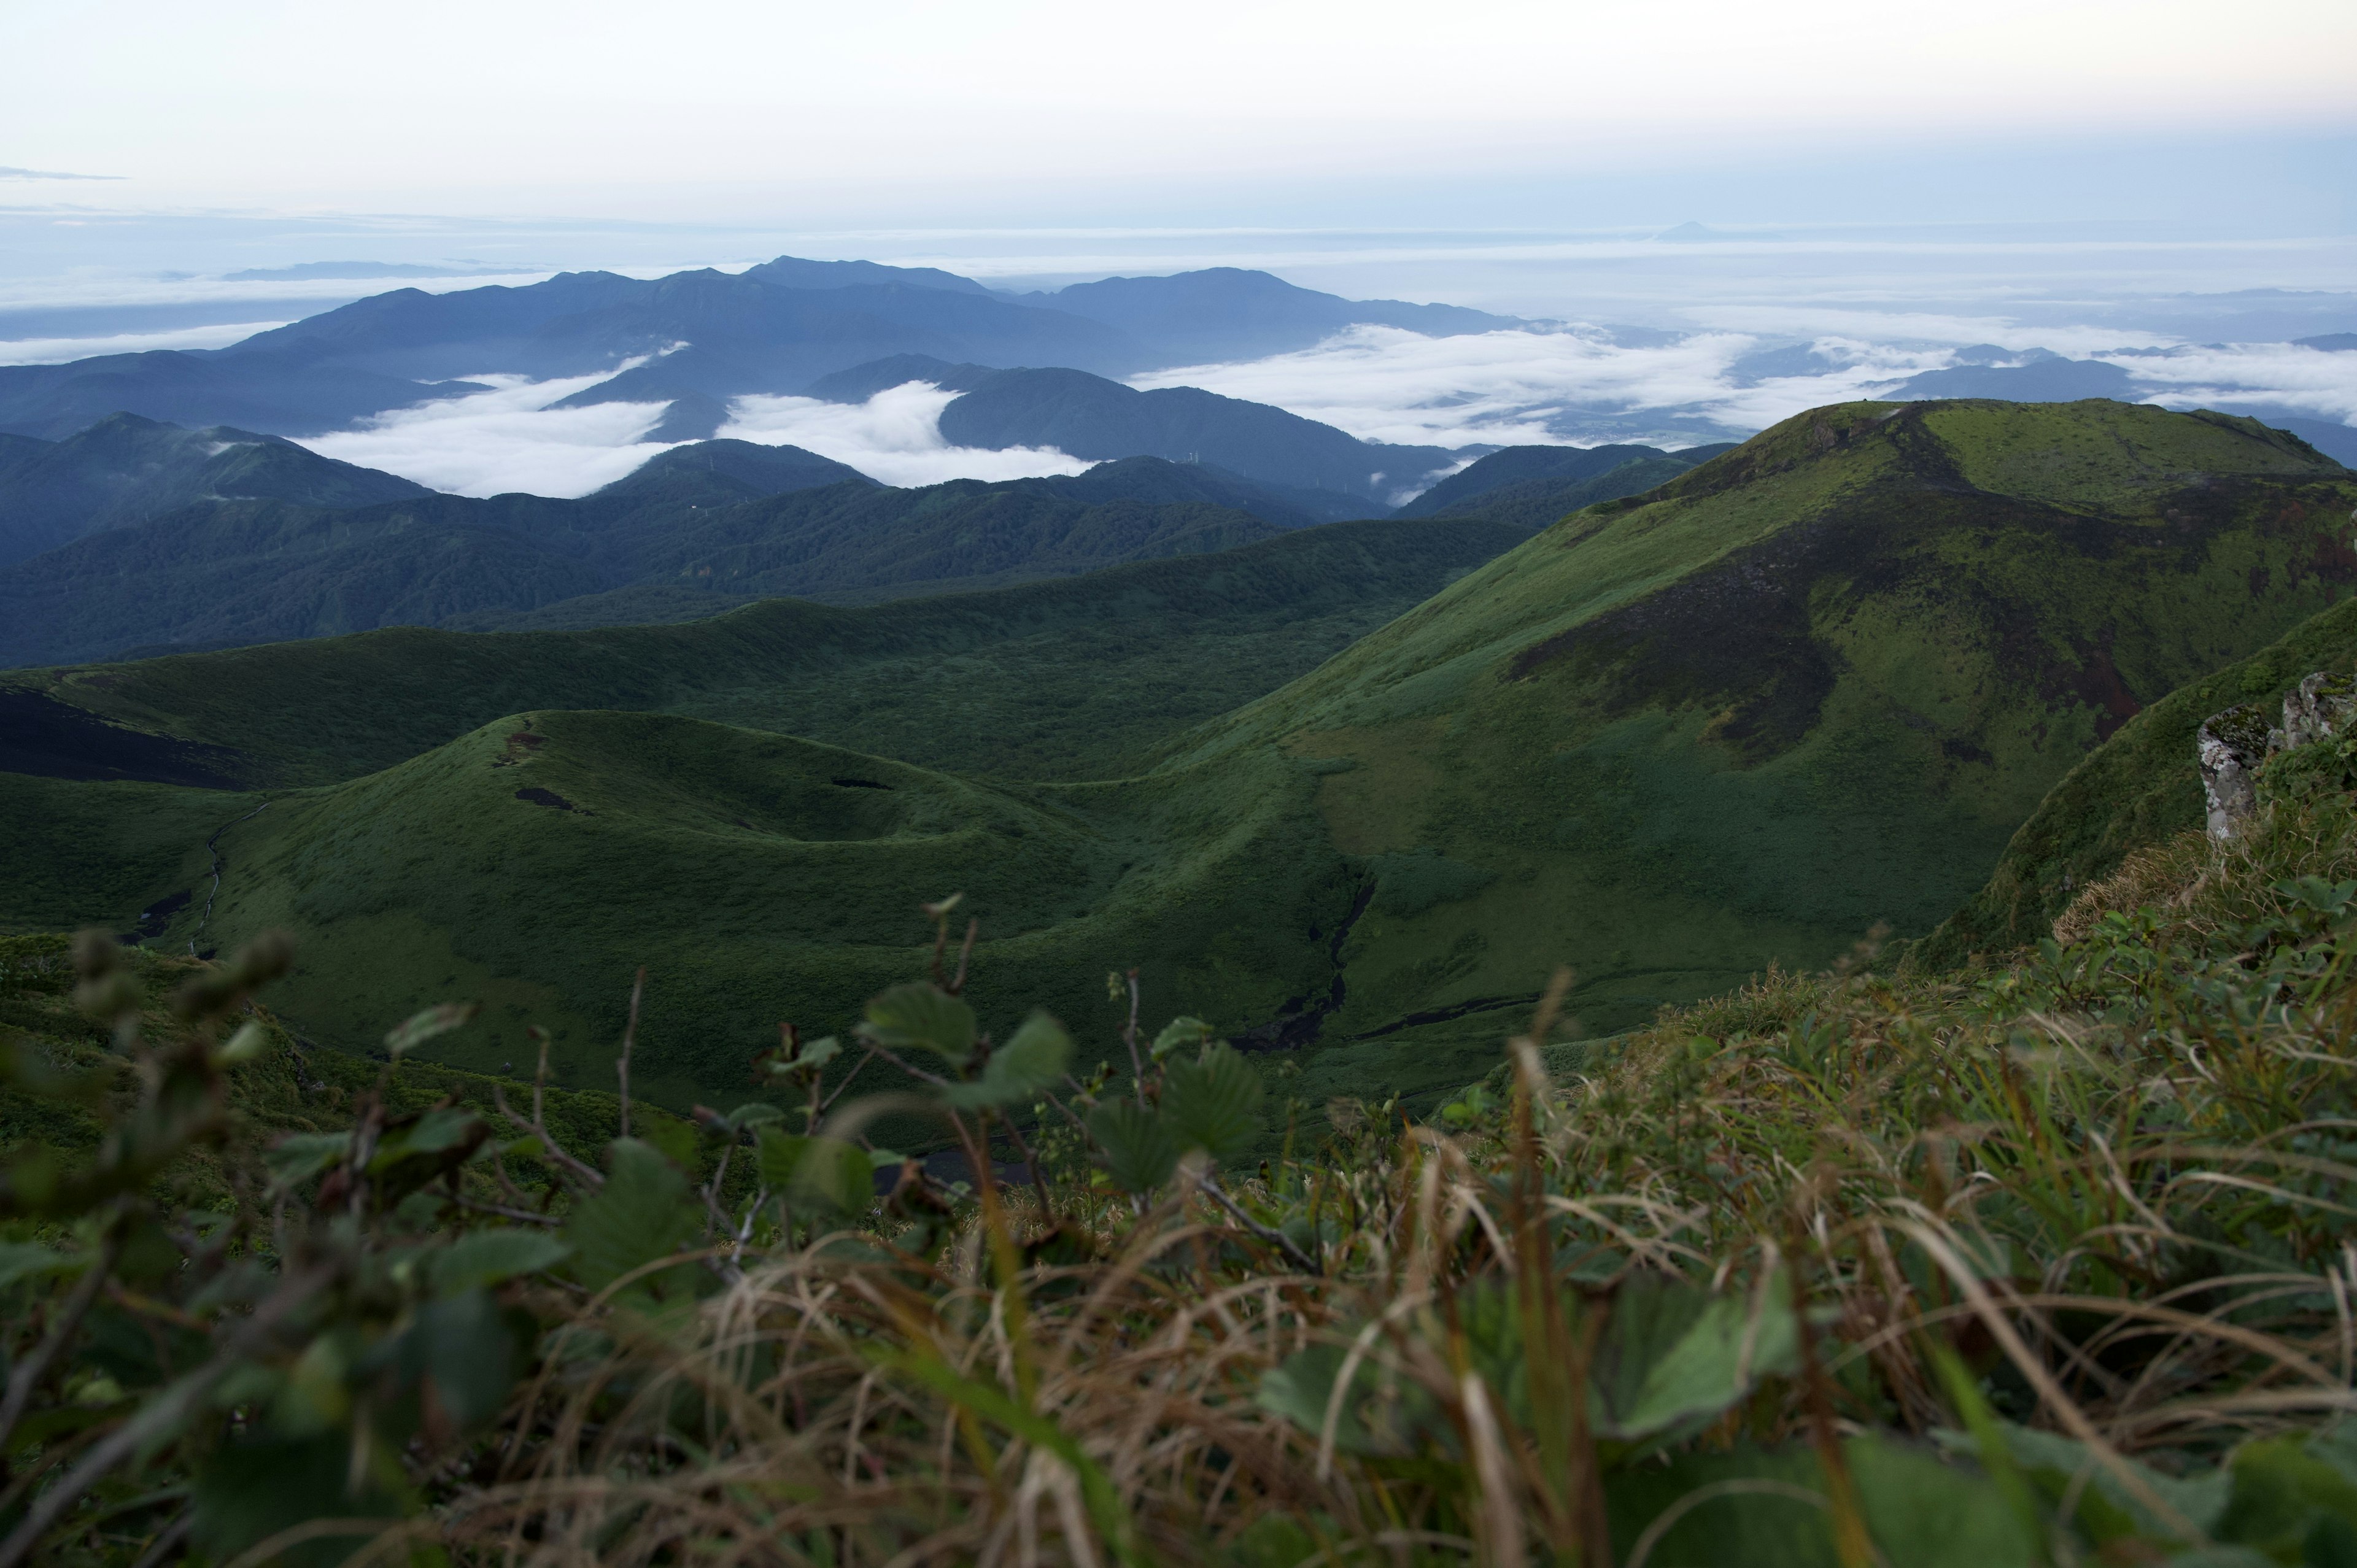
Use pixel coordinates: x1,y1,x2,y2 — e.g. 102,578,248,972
8,90,2357,1564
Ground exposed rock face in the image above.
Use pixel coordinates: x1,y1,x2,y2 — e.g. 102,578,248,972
2279,670,2357,752
2200,671,2357,840
2199,703,2270,840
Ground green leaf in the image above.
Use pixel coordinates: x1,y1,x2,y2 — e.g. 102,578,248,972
716,1102,785,1132
381,1001,479,1056
1593,1272,1800,1445
264,1131,352,1192
943,1011,1072,1108
798,1034,843,1070
430,1229,571,1295
0,1241,77,1291
1086,1099,1180,1194
1159,1042,1264,1165
1603,1434,2040,1568
859,983,977,1067
192,1434,408,1568
388,1289,522,1427
1257,1342,1434,1457
1150,1016,1217,1060
563,1139,701,1295
756,1129,874,1221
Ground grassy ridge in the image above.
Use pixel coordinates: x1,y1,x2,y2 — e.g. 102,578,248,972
10,400,2353,1118
11,516,1523,786
1924,590,2357,962
1159,400,2357,1048
178,711,1352,1107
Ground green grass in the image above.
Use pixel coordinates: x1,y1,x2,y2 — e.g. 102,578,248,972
11,516,1522,786
10,399,2354,1117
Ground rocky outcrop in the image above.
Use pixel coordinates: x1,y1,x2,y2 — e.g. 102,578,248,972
2200,671,2357,839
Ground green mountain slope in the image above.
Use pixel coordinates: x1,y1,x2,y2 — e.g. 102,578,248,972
0,411,429,565
4,515,1525,787
0,458,1314,668
1150,398,2357,1049
1923,592,2357,963
15,398,2350,1121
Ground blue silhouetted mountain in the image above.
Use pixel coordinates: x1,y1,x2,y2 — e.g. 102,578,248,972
1888,355,2135,401
589,439,877,506
2259,417,2357,468
0,412,430,566
0,349,482,442
1393,441,1738,530
0,257,1538,449
2294,334,2357,352
0,452,1342,666
1020,267,1523,364
738,256,996,296
806,357,1458,510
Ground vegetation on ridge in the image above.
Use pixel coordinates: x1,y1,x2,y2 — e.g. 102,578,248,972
12,704,2357,1564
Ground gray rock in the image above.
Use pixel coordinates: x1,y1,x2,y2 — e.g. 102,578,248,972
2199,701,2272,840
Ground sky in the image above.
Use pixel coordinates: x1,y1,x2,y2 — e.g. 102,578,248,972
2,0,2353,495
6,0,2352,223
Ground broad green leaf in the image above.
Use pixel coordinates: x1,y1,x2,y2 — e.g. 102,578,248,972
1603,1434,2039,1568
381,1002,479,1057
564,1139,700,1294
431,1229,571,1295
757,1129,873,1220
1594,1272,1800,1444
192,1434,407,1568
1086,1099,1180,1194
385,1289,521,1427
264,1131,352,1192
1159,1042,1264,1165
859,983,977,1066
717,1102,785,1132
1257,1342,1434,1457
1960,1421,2230,1543
1150,1016,1217,1060
798,1034,843,1070
942,1011,1072,1108
0,1241,77,1291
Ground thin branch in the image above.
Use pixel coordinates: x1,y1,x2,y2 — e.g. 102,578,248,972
0,1225,124,1453
1201,1174,1320,1275
0,1265,330,1568
449,1195,562,1228
818,1049,881,1114
617,966,646,1140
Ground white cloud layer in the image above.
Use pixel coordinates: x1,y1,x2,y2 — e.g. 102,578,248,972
285,331,2357,500
296,373,678,498
2096,342,2357,423
718,383,1091,487
0,319,289,365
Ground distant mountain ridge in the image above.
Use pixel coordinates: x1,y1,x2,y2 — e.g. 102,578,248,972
0,412,430,565
0,256,1530,449
806,355,1458,510
0,438,1357,666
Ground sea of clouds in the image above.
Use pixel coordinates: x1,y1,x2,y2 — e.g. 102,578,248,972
282,323,2357,500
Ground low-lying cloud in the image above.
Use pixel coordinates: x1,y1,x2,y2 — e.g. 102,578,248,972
1131,325,1950,448
287,328,2357,502
296,372,679,497
719,383,1091,486
0,320,292,366
1134,324,2357,452
291,374,1091,496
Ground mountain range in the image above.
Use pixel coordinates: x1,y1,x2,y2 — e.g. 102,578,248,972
0,377,1712,665
7,397,2349,1121
0,258,1528,446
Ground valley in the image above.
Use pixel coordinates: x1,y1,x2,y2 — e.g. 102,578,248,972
8,395,2350,1130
